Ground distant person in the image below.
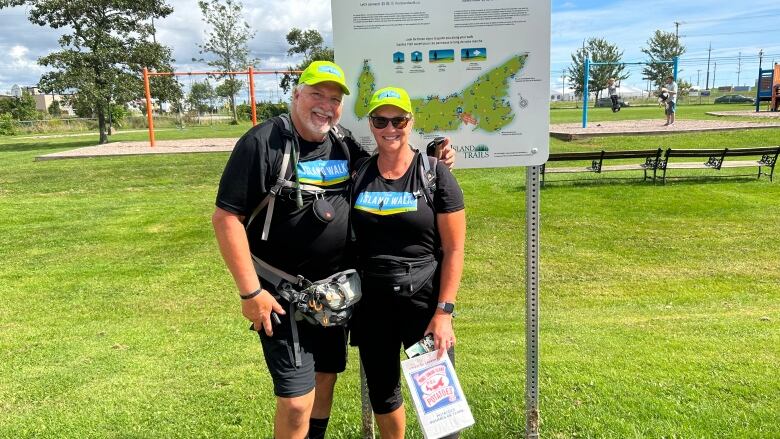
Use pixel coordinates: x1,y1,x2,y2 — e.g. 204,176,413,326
607,78,620,112
664,75,678,126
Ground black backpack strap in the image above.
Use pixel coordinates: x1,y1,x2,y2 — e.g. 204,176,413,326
246,114,295,241
330,124,351,165
414,148,438,209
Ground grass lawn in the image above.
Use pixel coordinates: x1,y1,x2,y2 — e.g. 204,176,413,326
1,124,779,438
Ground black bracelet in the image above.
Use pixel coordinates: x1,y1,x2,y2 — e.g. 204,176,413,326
239,288,262,300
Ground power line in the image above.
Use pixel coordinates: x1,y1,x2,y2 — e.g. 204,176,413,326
673,12,779,25
681,28,778,38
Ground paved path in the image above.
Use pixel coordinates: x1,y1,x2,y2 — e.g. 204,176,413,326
35,138,237,161
35,117,780,160
706,110,780,118
550,119,780,140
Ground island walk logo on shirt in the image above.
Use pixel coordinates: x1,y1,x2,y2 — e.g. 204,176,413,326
297,160,349,186
354,191,417,215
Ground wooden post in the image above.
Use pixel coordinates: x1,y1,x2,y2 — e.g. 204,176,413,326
248,66,257,126
143,67,155,147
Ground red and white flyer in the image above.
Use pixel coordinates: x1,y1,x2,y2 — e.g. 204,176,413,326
401,351,474,439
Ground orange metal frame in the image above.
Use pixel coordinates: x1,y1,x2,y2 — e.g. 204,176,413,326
141,67,300,146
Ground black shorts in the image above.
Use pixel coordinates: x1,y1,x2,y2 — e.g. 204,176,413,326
258,313,348,398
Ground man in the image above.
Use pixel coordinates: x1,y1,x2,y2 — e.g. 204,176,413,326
664,75,678,126
212,61,452,439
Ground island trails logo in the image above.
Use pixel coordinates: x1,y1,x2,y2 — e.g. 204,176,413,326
453,144,490,159
412,364,461,413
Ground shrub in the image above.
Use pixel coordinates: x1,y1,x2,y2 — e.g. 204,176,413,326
0,113,17,135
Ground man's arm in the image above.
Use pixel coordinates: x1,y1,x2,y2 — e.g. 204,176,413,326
339,124,455,169
212,207,285,336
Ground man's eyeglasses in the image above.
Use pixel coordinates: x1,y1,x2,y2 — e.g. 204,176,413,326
370,116,411,129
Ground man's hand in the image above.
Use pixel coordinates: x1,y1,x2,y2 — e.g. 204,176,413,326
435,137,456,170
424,311,455,359
242,289,286,337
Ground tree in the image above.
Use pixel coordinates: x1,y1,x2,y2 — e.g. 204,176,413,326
197,0,256,124
567,38,630,104
641,30,686,88
48,100,62,118
188,80,216,115
1,0,182,144
0,91,39,121
215,78,244,121
280,28,334,93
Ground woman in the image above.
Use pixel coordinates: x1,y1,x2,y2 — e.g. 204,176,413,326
607,78,620,112
350,87,466,438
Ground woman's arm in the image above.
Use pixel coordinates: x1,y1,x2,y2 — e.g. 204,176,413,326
425,209,466,357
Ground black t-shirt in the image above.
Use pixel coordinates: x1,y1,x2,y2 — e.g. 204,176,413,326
351,152,465,260
215,117,370,283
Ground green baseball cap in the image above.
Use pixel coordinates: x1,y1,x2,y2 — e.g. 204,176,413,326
366,87,413,115
299,61,350,95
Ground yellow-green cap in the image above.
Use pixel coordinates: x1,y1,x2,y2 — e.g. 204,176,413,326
366,87,413,116
299,61,350,95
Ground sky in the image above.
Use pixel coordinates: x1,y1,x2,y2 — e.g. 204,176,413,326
1,0,779,98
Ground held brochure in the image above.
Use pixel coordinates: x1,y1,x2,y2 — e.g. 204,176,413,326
401,350,474,439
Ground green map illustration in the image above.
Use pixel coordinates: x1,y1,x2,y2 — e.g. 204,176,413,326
354,54,528,133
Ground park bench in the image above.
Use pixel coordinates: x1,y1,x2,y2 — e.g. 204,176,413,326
658,146,780,184
541,148,663,185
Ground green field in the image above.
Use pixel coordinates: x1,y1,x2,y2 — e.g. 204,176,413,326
1,115,779,437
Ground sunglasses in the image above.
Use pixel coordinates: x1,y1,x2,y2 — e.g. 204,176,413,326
370,116,411,129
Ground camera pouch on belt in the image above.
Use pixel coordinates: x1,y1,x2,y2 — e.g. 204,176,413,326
360,254,438,298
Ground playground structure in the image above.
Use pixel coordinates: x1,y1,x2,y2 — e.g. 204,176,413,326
141,67,298,147
755,63,780,112
582,57,678,128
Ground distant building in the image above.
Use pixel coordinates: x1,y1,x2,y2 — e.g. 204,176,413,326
9,84,75,116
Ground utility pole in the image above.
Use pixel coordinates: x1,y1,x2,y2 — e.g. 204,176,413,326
737,52,742,86
705,43,712,89
713,61,717,89
561,70,567,101
759,49,764,70
674,21,680,40
697,70,700,86
151,16,157,44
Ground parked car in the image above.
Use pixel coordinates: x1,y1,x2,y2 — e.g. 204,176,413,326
714,94,755,104
595,97,630,108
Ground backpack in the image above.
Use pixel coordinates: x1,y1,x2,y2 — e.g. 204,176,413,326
242,114,362,368
245,113,352,241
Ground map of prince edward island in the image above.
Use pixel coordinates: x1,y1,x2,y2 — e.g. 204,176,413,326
354,54,528,133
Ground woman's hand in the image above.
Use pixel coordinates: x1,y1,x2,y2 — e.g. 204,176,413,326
425,310,455,359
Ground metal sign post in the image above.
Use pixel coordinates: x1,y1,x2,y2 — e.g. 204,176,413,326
360,362,375,438
525,165,541,438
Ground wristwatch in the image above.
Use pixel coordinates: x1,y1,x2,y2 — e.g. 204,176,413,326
437,302,455,314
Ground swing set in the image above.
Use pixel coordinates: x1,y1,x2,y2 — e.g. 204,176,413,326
141,67,299,146
581,57,679,128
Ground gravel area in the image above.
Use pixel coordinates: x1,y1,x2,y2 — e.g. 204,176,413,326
36,138,237,161
550,118,780,140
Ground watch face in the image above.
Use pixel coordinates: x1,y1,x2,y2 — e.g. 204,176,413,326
439,302,455,313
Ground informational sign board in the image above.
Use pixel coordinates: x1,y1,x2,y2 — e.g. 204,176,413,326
333,0,551,168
